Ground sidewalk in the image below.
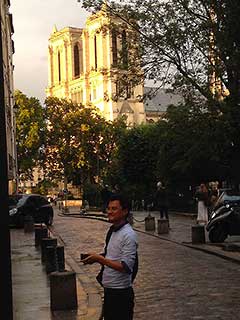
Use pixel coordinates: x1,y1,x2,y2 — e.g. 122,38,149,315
132,210,240,265
11,228,102,320
11,210,240,319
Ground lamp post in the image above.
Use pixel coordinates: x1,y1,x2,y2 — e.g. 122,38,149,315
0,8,13,319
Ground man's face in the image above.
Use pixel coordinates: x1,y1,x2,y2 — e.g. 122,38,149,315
107,200,128,225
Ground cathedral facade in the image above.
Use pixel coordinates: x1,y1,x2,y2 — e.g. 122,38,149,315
46,8,146,125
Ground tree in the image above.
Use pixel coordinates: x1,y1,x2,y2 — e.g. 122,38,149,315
44,97,126,187
79,0,240,108
106,122,166,203
156,104,231,188
14,90,46,180
79,0,240,187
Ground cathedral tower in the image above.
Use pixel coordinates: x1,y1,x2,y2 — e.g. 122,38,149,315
46,8,146,125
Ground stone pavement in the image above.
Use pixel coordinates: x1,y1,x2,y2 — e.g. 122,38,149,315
11,209,240,319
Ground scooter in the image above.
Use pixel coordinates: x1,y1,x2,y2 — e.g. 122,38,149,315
206,202,240,243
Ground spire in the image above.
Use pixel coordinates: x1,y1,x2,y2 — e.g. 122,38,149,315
52,25,58,34
101,0,108,12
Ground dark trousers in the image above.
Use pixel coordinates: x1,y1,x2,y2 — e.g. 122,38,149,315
103,287,134,320
159,205,169,220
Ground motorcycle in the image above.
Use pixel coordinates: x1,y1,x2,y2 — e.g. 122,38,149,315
206,202,240,243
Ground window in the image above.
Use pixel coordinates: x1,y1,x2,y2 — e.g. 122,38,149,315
122,30,128,68
92,86,97,100
74,44,80,78
112,29,118,66
58,51,61,82
94,35,98,70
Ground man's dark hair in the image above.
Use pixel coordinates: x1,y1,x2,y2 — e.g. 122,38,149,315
107,193,130,211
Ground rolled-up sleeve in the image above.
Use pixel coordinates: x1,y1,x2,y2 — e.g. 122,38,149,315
121,233,137,274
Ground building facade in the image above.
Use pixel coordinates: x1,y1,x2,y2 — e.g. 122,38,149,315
46,8,146,126
1,0,17,194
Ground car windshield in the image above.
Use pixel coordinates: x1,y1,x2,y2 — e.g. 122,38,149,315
9,194,28,207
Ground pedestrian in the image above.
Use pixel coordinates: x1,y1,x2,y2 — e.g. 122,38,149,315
112,184,120,194
209,182,219,210
154,181,169,224
81,193,138,320
101,185,112,213
195,183,210,225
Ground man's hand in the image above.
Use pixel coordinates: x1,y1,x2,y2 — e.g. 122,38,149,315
81,253,104,265
81,253,126,272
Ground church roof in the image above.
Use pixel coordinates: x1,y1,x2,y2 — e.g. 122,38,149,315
120,100,134,114
144,87,183,112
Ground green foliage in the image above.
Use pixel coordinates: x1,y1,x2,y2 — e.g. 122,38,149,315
78,0,240,192
44,97,127,186
157,104,231,187
82,182,102,207
34,179,57,195
15,90,46,180
80,0,240,107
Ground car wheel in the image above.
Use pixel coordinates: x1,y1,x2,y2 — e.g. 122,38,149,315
209,224,227,243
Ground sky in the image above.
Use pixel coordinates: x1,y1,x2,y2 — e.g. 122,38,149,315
10,0,89,104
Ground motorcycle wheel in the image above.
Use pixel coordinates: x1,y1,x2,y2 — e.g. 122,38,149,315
209,224,227,243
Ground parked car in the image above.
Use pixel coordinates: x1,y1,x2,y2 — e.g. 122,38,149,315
9,194,54,227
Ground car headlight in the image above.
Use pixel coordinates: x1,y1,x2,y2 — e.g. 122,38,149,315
9,208,18,216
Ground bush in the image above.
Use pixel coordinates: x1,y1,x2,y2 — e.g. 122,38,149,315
83,183,101,207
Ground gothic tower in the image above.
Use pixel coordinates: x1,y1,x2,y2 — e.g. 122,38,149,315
46,8,146,125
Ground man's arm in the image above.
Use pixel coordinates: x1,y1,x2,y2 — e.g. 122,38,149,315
81,253,126,272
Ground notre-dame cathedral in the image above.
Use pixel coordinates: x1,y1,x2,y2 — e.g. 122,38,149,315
46,6,146,125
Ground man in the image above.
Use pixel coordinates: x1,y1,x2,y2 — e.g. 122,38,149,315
81,194,138,320
155,181,169,222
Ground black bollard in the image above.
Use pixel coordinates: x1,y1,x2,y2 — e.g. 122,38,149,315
50,271,78,311
157,219,169,234
41,238,57,263
191,225,205,244
56,245,65,272
24,215,34,233
35,226,49,247
45,246,57,274
145,214,155,231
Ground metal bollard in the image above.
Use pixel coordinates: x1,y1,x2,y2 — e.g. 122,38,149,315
50,271,78,311
157,219,169,234
191,225,205,244
145,214,155,231
45,246,57,274
41,238,57,263
35,226,49,247
24,215,34,233
56,245,65,272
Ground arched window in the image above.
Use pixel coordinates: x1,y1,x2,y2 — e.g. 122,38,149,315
58,51,61,82
74,44,80,78
122,30,128,68
112,29,118,66
94,35,98,70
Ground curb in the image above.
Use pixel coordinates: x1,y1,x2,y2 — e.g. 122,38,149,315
133,226,240,266
182,242,240,265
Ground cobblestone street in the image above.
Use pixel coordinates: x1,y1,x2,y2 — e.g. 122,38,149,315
51,209,240,320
